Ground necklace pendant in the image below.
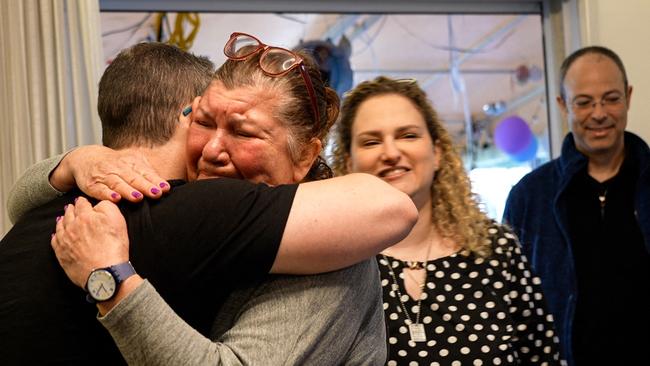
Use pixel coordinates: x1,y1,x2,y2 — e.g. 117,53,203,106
407,261,422,270
408,323,427,342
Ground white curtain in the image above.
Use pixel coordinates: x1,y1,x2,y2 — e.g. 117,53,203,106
0,0,104,236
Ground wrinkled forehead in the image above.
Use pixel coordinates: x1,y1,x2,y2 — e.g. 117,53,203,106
199,80,287,119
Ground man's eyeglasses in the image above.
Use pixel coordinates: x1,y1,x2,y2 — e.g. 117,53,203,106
571,93,625,114
224,32,320,130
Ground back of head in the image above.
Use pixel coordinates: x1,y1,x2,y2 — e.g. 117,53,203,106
214,49,339,181
332,76,491,256
99,42,214,149
559,45,628,101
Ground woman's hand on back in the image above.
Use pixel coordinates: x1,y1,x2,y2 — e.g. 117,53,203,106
51,197,144,314
51,145,170,202
51,197,130,288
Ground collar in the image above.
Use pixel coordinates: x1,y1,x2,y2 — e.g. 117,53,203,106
557,131,649,182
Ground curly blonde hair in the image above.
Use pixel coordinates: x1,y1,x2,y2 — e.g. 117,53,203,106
331,76,491,257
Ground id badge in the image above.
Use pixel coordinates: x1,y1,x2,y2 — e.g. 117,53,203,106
408,323,427,342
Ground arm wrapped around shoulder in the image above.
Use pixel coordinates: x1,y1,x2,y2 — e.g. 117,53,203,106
271,173,417,274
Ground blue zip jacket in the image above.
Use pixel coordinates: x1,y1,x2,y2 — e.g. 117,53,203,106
503,131,650,366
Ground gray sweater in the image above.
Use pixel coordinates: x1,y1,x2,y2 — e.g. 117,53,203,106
101,261,386,365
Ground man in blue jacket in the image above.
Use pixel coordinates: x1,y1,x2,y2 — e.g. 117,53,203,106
504,46,650,366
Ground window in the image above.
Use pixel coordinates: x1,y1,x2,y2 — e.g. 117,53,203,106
100,2,555,220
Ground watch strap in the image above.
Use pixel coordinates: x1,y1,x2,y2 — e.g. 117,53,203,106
110,261,136,284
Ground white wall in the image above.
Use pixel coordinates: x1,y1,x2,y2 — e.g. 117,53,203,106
579,0,650,142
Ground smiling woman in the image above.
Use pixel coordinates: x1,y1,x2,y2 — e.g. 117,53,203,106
331,76,562,365
345,93,440,209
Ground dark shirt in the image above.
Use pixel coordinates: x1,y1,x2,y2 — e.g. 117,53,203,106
566,154,650,365
0,178,297,365
503,132,650,366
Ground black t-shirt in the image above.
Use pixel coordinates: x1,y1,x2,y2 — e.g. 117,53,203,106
566,155,650,365
0,178,297,365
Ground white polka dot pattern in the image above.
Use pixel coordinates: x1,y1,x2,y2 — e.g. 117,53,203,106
378,222,562,365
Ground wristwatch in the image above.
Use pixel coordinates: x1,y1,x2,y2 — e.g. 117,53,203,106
85,261,136,303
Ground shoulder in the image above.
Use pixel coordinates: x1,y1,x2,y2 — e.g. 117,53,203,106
485,221,522,257
505,159,560,217
166,178,298,207
511,159,558,192
625,131,650,167
174,177,298,192
625,131,650,151
132,179,299,246
266,259,379,291
485,220,517,241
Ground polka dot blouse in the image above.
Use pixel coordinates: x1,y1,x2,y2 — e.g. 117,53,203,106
378,223,562,365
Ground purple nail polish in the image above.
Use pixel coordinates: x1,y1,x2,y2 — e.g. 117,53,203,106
131,191,142,199
151,187,160,195
159,182,167,189
74,197,79,203
56,216,61,222
111,192,119,200
63,204,69,210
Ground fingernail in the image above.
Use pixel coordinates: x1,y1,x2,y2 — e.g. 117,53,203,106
63,204,69,210
182,106,192,116
111,192,119,200
151,187,160,195
51,233,55,239
159,182,167,189
131,191,142,199
74,197,79,203
56,216,62,222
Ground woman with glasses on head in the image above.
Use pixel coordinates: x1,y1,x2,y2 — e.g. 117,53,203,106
9,34,411,364
331,76,563,365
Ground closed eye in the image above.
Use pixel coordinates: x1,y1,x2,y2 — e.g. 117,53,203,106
400,132,419,139
193,119,214,128
604,95,623,104
232,124,261,138
236,129,255,138
573,98,592,107
361,139,381,147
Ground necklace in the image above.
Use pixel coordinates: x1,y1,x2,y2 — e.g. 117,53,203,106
403,263,425,286
405,260,424,270
381,238,433,343
598,188,607,220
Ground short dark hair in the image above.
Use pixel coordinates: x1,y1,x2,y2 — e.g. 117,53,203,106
559,45,628,101
99,42,214,148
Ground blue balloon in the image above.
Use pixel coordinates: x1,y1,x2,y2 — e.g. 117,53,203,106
510,136,538,162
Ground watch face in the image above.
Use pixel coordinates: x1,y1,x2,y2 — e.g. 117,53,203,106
87,269,116,302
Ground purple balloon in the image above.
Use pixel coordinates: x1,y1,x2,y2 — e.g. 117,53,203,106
494,115,532,155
